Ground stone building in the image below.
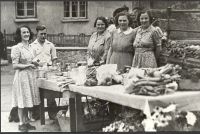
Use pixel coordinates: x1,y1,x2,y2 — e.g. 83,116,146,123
1,0,200,39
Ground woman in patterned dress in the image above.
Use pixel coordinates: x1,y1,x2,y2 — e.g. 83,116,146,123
132,10,162,68
11,26,40,132
106,12,135,71
85,17,111,86
87,16,111,65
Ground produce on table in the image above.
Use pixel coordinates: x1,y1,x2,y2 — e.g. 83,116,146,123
162,40,200,59
124,64,182,96
84,66,98,86
96,64,123,86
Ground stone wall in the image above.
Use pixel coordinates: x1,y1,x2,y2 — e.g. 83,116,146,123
56,49,87,63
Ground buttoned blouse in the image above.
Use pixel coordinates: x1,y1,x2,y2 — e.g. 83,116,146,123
30,39,57,65
87,30,111,62
133,25,161,50
11,43,35,65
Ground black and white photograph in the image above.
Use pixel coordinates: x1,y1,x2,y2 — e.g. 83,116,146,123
1,0,200,132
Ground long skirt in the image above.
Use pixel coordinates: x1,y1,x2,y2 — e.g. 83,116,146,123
12,68,40,108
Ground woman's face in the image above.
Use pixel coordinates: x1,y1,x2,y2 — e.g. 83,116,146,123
118,15,129,31
20,27,30,41
140,13,150,28
96,19,106,33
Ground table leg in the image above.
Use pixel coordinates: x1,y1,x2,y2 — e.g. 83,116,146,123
39,88,45,125
75,94,84,131
69,97,76,132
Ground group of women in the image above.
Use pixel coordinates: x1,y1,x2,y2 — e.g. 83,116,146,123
87,10,162,71
10,7,162,132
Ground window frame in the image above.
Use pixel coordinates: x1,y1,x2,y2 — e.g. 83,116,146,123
63,0,88,20
15,0,37,19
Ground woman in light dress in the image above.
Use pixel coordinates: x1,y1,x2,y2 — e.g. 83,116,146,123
106,12,135,71
11,25,40,132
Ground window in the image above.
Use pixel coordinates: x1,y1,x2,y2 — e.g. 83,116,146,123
64,1,87,19
16,0,36,18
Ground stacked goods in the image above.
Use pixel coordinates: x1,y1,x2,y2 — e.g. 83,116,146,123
124,64,182,96
162,40,200,58
161,40,200,66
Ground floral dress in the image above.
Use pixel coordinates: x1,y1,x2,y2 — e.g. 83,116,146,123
87,30,111,65
11,43,40,108
132,25,161,68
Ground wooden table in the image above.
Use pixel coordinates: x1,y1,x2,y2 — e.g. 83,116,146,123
38,78,68,125
37,78,200,131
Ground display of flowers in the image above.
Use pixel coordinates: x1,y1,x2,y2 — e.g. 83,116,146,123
102,120,136,132
141,104,197,131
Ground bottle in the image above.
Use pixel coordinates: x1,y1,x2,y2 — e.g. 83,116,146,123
67,63,72,78
57,62,61,72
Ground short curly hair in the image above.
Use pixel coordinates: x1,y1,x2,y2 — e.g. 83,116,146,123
114,12,133,27
36,25,47,32
113,5,129,17
94,16,109,29
14,25,33,44
137,10,153,26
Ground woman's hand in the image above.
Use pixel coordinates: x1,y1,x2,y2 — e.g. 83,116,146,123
28,64,36,69
31,61,40,67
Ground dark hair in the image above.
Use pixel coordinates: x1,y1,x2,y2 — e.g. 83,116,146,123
107,17,114,25
114,12,133,27
36,25,46,32
15,25,33,44
94,16,109,29
113,5,129,17
132,7,143,11
137,10,153,26
121,5,129,12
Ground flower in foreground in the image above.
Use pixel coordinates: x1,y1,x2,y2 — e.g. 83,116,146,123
142,118,156,132
162,104,176,113
186,112,197,126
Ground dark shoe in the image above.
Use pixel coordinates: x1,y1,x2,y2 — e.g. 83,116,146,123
18,124,28,132
48,112,57,120
26,123,36,130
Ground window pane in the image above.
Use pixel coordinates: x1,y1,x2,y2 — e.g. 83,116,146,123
27,10,34,16
17,9,24,16
72,1,78,17
16,0,36,18
27,1,34,9
79,1,86,17
17,2,24,10
64,1,70,17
